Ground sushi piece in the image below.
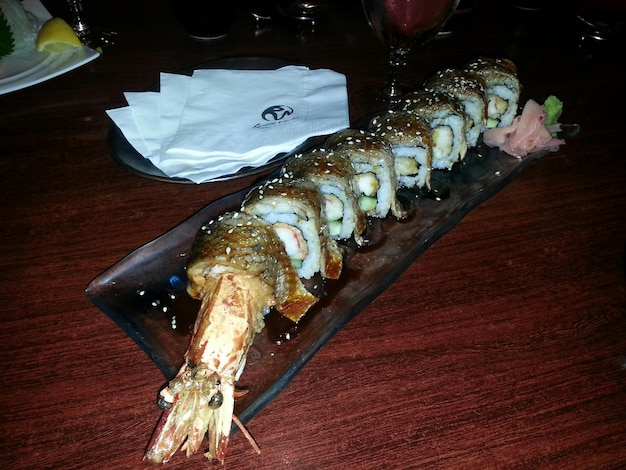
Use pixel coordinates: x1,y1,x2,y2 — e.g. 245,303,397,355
423,67,487,148
241,176,343,280
185,211,318,323
401,89,469,170
325,129,406,219
282,149,367,246
368,110,433,190
464,56,521,129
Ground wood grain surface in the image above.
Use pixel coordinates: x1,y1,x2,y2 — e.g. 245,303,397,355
1,1,625,469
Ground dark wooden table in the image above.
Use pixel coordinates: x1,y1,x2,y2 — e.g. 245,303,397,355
1,1,625,468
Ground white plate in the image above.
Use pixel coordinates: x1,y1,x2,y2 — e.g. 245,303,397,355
0,0,100,96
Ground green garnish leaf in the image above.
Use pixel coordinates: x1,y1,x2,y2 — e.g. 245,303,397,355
0,9,16,60
544,95,563,125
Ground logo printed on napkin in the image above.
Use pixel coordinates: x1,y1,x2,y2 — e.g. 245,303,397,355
259,105,294,125
106,66,349,183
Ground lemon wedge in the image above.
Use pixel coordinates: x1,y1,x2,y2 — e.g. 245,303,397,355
36,17,82,53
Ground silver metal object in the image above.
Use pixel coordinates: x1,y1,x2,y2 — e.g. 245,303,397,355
66,0,116,48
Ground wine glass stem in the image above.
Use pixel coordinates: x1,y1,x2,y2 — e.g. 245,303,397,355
385,48,410,107
67,0,91,35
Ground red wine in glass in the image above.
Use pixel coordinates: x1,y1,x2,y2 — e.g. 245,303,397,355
356,0,459,113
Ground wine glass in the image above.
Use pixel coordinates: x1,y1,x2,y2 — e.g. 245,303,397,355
355,0,460,113
66,0,116,49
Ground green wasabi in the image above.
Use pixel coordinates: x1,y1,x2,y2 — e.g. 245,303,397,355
544,95,563,125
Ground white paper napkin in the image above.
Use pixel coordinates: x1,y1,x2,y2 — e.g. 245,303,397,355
106,106,152,158
158,72,192,159
123,91,160,158
106,66,349,183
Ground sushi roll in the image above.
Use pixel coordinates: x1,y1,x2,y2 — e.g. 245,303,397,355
186,210,319,323
464,56,521,129
241,176,343,280
423,68,487,148
368,110,433,190
401,89,469,170
282,149,367,246
325,129,406,220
